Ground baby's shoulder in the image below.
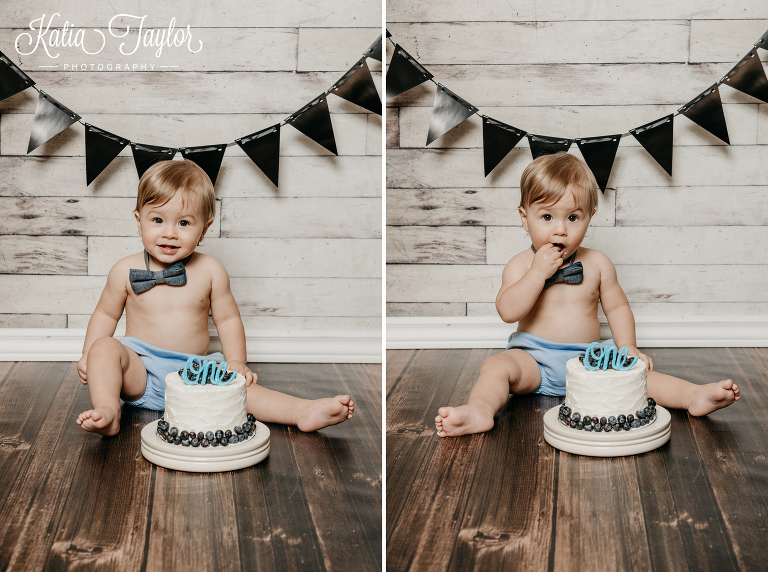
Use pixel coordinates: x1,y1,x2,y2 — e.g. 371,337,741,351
103,254,143,291
501,248,535,280
189,252,226,272
110,253,144,275
188,253,230,285
508,247,534,267
578,247,616,272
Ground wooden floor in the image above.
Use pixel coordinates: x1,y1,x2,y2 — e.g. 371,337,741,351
0,361,381,572
386,347,768,572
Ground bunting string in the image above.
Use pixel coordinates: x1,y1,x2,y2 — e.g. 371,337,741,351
0,33,383,188
385,30,768,192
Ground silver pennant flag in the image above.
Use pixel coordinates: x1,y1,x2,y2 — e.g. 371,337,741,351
426,84,478,146
27,90,80,153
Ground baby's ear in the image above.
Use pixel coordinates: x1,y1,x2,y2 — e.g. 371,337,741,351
133,210,140,226
199,219,214,242
518,206,529,230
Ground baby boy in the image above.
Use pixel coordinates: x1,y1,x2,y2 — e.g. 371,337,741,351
436,152,739,437
77,159,354,436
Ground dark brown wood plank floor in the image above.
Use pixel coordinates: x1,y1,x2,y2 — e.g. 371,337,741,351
386,348,768,572
0,361,382,572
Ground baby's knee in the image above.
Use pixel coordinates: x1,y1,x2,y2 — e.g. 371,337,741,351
88,336,124,360
481,353,522,380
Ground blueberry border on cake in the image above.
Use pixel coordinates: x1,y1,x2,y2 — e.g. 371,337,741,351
558,398,657,432
156,413,258,447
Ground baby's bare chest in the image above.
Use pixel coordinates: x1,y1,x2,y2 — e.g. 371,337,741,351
535,269,600,310
126,279,212,316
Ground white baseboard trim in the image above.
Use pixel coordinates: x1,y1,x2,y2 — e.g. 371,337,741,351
0,329,382,363
387,316,768,349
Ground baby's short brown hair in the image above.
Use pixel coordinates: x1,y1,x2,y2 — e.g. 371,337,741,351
519,152,598,213
136,160,216,221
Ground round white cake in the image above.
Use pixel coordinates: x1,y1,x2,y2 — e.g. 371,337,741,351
563,356,647,420
164,369,248,433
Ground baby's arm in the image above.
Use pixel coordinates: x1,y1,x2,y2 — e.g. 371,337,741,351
79,261,130,382
209,258,257,385
496,244,567,323
597,253,654,370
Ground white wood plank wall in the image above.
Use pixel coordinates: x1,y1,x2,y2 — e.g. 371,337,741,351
386,1,768,322
0,1,382,333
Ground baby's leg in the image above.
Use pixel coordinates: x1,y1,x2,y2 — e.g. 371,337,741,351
436,349,541,437
77,337,147,436
246,383,353,432
647,370,739,416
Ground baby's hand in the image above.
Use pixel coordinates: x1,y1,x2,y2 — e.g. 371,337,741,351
626,346,654,371
77,354,88,384
530,243,564,281
229,360,258,386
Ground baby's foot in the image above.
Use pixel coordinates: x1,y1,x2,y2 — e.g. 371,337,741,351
435,405,494,437
688,379,740,416
76,407,121,436
297,395,354,432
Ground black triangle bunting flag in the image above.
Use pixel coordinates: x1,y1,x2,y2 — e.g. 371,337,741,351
364,34,382,62
482,117,526,176
756,29,768,50
0,51,34,102
85,124,129,186
629,114,674,176
386,29,391,38
527,134,573,159
331,59,382,115
180,144,227,186
131,143,177,178
27,90,80,153
427,84,478,146
386,44,433,100
678,85,730,145
721,49,768,103
286,95,337,155
575,135,622,194
236,124,280,187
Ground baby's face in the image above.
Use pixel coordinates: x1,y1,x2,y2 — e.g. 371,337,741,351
134,191,212,265
519,188,594,260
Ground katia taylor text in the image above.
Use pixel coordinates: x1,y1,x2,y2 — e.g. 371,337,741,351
15,14,204,59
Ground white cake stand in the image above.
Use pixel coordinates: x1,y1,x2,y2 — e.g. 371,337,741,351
141,419,270,472
543,405,671,457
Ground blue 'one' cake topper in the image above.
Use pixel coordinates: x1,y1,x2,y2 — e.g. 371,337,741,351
584,342,639,371
182,356,233,385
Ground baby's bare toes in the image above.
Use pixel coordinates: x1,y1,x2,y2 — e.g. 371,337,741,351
437,407,452,419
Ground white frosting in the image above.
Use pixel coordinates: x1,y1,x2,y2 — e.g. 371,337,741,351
164,370,248,432
563,357,647,419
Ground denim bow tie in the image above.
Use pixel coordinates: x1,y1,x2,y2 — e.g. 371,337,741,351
531,245,583,289
129,251,192,294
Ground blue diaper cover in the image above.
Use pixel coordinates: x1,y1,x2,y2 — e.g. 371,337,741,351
506,331,615,396
120,337,225,411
